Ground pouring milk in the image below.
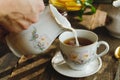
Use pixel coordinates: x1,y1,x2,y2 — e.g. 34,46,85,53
6,5,80,58
49,4,80,46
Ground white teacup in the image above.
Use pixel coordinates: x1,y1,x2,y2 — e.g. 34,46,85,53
59,29,109,70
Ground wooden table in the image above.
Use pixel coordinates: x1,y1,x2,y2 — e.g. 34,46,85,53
0,3,120,80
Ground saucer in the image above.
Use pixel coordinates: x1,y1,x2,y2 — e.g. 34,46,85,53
51,51,102,78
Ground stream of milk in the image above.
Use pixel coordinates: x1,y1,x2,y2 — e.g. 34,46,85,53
49,4,80,46
70,28,80,46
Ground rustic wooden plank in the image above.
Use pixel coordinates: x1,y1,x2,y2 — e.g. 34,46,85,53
0,43,19,80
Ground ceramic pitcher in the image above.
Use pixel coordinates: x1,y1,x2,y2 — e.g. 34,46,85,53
6,5,70,57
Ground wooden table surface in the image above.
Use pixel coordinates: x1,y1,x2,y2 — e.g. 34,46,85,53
0,3,120,80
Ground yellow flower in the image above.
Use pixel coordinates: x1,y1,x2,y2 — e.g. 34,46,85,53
50,0,83,11
50,0,96,21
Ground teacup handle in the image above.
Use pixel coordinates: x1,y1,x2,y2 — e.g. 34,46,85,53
97,41,109,57
90,41,109,62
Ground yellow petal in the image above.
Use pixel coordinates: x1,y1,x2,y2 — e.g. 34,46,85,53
65,2,81,7
66,6,81,11
81,0,86,3
58,0,75,2
50,0,65,8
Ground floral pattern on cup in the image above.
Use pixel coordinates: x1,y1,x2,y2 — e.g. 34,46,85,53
62,51,90,65
30,27,50,51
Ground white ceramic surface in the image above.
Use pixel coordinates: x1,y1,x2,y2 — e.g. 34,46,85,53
105,2,120,38
113,0,120,7
49,4,72,30
51,52,102,78
50,4,80,46
59,29,109,70
6,5,70,57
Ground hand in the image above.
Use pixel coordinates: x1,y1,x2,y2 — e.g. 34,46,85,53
0,0,45,33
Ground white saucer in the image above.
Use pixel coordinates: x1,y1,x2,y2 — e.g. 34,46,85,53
51,51,102,78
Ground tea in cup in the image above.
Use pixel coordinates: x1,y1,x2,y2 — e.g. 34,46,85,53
59,29,109,70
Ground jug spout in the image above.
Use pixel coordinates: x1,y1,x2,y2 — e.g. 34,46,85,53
61,27,75,32
49,4,73,32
